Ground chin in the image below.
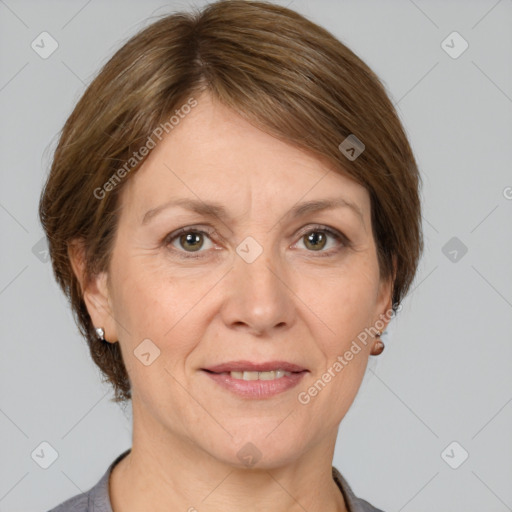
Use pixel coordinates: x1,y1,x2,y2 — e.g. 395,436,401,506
205,423,307,470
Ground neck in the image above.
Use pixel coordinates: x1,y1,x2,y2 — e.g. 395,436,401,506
109,420,348,512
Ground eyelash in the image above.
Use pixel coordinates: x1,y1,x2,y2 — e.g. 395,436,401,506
163,225,350,260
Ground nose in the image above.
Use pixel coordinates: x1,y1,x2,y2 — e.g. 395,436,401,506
220,243,295,337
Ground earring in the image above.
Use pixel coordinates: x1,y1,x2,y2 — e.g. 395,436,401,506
370,330,385,356
95,327,105,341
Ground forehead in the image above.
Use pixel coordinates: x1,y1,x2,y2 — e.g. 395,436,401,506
119,91,370,222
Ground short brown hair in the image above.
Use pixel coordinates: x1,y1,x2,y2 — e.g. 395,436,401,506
39,0,423,404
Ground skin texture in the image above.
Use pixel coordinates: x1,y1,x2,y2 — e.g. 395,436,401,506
70,90,393,512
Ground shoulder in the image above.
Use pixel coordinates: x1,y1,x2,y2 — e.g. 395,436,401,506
332,466,386,512
46,449,131,512
46,492,88,512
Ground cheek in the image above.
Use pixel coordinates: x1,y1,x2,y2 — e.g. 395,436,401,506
109,254,210,359
110,243,175,321
312,263,380,414
106,254,172,369
108,267,190,401
315,261,380,346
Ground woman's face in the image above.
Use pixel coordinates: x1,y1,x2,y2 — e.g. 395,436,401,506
85,90,392,467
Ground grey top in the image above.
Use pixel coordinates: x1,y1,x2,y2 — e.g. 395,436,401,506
47,449,385,512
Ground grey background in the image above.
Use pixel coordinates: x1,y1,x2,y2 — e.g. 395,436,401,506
1,0,511,511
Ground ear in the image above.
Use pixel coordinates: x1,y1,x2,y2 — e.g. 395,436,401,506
68,239,118,343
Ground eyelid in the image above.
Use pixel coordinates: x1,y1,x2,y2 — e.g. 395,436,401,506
294,224,350,244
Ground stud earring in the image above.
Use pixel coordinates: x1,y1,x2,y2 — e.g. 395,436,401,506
370,330,385,356
95,327,105,341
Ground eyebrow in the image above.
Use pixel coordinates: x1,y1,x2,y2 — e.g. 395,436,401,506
141,196,364,226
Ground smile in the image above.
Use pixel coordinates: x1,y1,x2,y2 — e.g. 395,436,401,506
202,369,307,399
218,370,292,380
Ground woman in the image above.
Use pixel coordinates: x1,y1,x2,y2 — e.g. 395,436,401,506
41,1,422,511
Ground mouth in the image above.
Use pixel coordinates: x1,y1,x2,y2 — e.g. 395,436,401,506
201,361,308,398
202,369,303,381
202,360,308,379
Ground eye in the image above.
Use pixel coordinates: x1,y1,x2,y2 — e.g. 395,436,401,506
163,224,349,260
164,227,215,258
293,225,348,256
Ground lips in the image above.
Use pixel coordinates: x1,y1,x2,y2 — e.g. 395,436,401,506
202,362,308,399
202,360,308,373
